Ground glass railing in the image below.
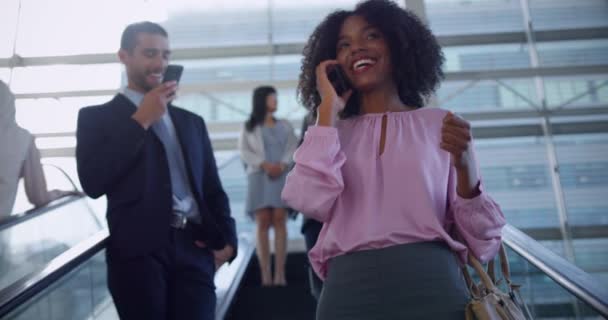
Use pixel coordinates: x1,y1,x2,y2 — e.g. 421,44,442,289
2,247,111,320
0,196,103,291
0,236,255,320
0,153,256,320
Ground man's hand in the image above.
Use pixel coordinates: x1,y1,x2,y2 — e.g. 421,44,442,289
131,81,178,129
194,241,235,270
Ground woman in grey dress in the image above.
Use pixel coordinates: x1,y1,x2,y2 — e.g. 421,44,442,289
238,86,297,286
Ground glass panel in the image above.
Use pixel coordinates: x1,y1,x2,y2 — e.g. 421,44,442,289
34,137,76,150
175,57,272,85
272,1,362,44
176,91,249,124
475,137,559,230
164,4,268,49
530,0,608,31
425,0,524,36
554,133,608,287
537,40,608,68
15,0,167,57
0,68,11,83
15,96,112,134
175,86,304,124
443,43,531,72
10,64,121,94
2,251,116,320
438,75,608,111
175,54,318,89
544,75,608,109
437,78,539,111
0,198,103,291
0,0,19,58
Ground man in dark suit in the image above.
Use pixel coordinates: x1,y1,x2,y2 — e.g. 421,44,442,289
76,21,237,320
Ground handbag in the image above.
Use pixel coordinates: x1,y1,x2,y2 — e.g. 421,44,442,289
462,244,532,320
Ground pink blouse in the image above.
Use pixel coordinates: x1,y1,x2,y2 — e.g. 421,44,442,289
281,108,506,279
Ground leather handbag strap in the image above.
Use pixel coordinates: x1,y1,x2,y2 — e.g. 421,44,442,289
463,244,515,295
498,244,512,285
487,244,511,286
462,265,481,298
464,251,498,294
488,259,497,284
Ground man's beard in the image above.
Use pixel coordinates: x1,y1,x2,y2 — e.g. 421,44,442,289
134,73,155,92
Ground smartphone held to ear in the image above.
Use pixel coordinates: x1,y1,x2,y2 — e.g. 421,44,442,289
327,65,351,96
163,64,184,84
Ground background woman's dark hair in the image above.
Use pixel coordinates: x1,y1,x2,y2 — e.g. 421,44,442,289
297,0,444,118
245,86,277,131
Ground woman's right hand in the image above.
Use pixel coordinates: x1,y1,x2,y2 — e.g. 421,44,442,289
315,60,353,127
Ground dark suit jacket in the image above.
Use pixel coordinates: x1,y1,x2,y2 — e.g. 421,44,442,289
76,94,237,259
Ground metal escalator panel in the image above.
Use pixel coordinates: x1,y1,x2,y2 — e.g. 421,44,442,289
0,197,104,293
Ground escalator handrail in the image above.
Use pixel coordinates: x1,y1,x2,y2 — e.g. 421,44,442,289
502,223,608,317
0,229,109,318
217,152,241,171
216,236,256,319
0,194,84,232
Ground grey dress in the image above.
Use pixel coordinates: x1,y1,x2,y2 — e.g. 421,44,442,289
245,123,289,217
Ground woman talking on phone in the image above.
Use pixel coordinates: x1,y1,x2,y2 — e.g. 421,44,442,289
281,1,506,319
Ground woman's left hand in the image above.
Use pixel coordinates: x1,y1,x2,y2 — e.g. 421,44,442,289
266,163,285,179
440,112,475,172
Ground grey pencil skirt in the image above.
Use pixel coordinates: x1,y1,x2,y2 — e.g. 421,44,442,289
316,241,469,320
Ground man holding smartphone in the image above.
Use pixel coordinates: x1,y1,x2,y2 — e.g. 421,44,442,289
76,21,237,320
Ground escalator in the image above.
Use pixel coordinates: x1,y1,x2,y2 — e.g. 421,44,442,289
0,158,607,319
0,193,256,319
0,154,256,320
2,201,606,319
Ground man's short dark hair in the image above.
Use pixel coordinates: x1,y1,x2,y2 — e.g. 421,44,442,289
120,21,168,52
